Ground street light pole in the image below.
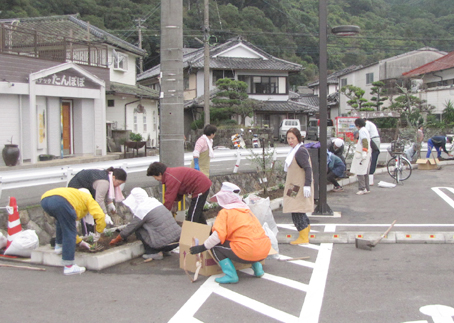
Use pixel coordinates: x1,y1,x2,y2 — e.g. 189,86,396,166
313,0,333,215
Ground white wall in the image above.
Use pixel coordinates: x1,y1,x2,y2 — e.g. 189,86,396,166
109,51,138,86
0,94,21,166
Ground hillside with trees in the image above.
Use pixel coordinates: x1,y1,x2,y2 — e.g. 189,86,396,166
1,0,454,86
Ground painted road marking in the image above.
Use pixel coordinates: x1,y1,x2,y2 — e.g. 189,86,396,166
432,187,454,209
169,225,335,323
403,304,454,323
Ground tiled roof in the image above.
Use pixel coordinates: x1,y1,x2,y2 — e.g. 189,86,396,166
138,36,302,81
108,82,159,99
254,100,317,113
307,65,362,87
403,51,454,77
0,15,146,56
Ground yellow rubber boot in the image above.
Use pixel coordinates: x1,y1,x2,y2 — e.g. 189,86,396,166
290,225,310,245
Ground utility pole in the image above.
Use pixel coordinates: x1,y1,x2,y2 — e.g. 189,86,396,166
203,0,210,125
160,0,184,167
135,18,146,74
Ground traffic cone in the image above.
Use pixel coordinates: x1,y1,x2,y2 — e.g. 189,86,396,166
6,197,22,249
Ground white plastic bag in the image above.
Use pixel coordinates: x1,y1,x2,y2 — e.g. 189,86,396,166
0,232,7,249
263,222,279,258
244,194,278,236
4,230,39,257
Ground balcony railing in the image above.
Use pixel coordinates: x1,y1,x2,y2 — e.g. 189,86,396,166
0,23,108,67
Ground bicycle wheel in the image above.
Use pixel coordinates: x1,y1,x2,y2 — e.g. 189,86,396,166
387,156,398,180
398,157,412,181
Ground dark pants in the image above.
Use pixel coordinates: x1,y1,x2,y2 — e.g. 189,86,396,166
369,149,380,174
292,212,310,231
135,229,179,254
186,189,209,224
211,240,263,264
41,196,77,265
327,171,340,187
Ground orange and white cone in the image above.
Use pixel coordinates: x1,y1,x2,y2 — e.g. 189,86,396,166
6,197,21,249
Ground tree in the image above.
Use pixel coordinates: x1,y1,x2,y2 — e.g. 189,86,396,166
211,78,254,125
340,85,369,110
385,85,435,139
364,81,388,111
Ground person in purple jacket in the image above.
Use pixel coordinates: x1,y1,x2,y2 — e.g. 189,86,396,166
146,162,212,224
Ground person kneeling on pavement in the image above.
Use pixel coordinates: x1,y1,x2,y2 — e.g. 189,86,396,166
109,188,181,260
189,182,271,284
327,151,346,192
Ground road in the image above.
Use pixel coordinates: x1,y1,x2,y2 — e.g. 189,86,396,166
2,164,454,322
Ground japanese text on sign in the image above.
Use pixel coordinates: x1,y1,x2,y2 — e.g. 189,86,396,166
37,74,86,87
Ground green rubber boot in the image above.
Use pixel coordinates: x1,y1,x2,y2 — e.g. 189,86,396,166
251,262,264,278
215,258,239,284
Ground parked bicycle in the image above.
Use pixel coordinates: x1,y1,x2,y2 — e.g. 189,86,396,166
387,139,412,183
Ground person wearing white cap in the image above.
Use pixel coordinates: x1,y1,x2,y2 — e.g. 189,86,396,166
283,128,314,245
189,182,271,284
328,138,346,166
109,188,181,260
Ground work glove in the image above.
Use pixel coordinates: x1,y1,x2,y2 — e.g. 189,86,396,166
107,202,116,214
190,244,207,255
79,241,91,250
109,235,123,246
105,214,114,226
93,232,101,242
303,186,311,198
361,151,367,160
194,158,200,171
355,152,362,159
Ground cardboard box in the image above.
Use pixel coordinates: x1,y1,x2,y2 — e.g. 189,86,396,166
416,158,440,170
179,221,275,277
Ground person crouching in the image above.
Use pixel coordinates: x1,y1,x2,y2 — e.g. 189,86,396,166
189,182,271,284
109,188,181,260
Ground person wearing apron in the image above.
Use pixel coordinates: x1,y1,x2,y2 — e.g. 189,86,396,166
191,124,217,177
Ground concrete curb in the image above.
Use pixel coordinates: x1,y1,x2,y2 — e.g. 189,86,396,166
277,232,454,244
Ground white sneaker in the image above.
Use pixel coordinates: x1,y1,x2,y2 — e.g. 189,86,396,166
142,252,163,260
64,264,86,275
356,189,369,195
54,244,62,255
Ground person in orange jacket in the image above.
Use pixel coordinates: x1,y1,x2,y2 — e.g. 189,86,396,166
190,182,271,284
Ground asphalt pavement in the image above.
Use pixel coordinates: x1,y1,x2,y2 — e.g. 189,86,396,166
2,163,454,322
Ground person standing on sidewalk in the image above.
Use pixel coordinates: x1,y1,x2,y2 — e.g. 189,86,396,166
282,127,314,245
41,187,106,275
426,135,453,159
190,124,217,177
365,120,380,186
146,162,212,224
350,118,371,195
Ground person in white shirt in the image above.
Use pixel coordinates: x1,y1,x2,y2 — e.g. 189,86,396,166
365,120,380,185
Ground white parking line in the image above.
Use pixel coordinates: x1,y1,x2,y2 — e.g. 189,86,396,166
432,187,454,209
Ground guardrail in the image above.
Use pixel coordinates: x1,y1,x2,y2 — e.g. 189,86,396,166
0,147,290,198
0,143,440,198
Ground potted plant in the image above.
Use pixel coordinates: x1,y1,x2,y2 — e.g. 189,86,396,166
126,133,146,149
2,136,20,166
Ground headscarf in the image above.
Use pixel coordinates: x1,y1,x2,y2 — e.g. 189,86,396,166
122,188,162,220
209,182,249,209
108,172,125,202
284,143,302,172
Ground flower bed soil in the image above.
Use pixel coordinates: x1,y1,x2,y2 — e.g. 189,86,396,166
77,232,138,254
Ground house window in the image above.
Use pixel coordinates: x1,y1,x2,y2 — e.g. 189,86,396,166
143,115,147,132
107,99,115,107
213,70,234,85
340,78,347,87
184,74,190,90
153,111,156,131
133,114,138,132
113,51,128,71
238,75,285,94
366,73,374,84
